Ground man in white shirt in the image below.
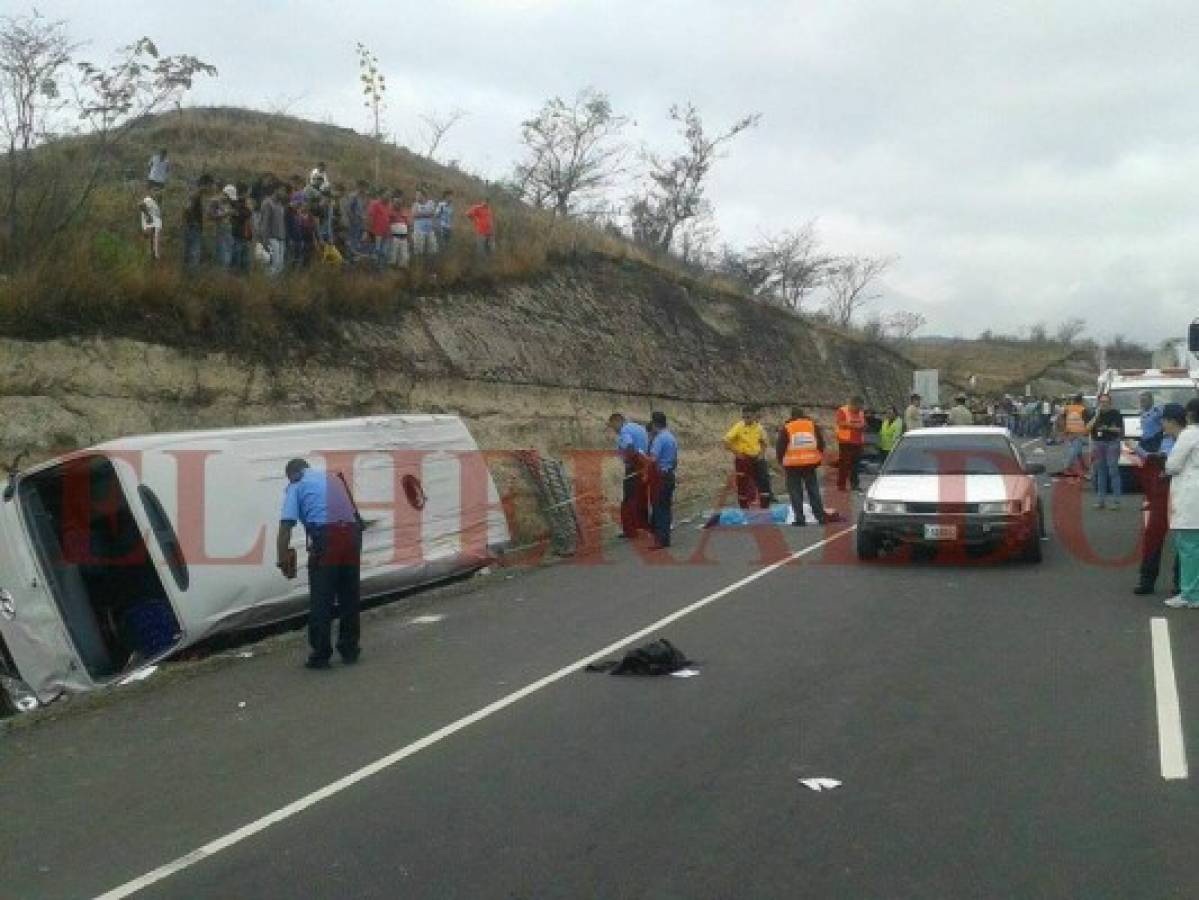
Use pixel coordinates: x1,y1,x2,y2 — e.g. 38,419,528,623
139,190,163,261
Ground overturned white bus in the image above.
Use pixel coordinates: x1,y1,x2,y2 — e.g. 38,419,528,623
0,415,510,711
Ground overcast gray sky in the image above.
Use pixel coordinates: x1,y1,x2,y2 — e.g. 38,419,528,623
28,0,1199,345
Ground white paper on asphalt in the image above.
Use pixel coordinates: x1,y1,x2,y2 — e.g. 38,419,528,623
670,668,700,679
799,778,842,792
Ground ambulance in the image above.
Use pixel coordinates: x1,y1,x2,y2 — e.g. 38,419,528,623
1097,365,1198,490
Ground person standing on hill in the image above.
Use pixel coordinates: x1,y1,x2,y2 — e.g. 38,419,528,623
138,189,163,262
342,180,368,257
834,395,866,492
776,406,827,526
229,183,252,272
309,162,330,194
411,189,438,256
211,185,236,268
647,411,678,550
259,183,288,276
435,189,454,250
182,173,214,269
389,191,411,268
365,189,393,268
466,198,495,255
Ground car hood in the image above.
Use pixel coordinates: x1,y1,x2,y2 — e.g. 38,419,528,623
870,474,1030,504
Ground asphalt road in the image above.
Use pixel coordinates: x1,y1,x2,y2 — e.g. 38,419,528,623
4,439,1199,900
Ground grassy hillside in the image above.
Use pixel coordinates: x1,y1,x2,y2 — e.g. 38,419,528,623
0,107,753,352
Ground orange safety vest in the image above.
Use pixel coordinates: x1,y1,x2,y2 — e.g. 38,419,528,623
782,419,822,467
1064,403,1087,435
836,406,865,445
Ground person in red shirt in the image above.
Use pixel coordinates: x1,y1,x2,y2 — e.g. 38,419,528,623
465,198,495,255
835,394,866,492
365,189,393,267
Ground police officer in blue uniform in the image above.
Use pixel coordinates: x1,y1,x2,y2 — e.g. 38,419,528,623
276,458,363,669
647,411,678,550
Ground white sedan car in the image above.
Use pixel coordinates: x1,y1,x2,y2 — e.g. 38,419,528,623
857,426,1046,562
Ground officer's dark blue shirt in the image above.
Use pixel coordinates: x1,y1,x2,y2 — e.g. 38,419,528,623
280,468,355,529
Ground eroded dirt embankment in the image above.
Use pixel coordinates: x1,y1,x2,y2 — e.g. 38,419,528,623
0,259,913,540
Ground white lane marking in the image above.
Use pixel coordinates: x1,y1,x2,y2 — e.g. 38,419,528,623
1151,618,1189,780
409,614,445,625
94,527,857,899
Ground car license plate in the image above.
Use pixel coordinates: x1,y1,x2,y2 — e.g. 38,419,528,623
924,524,958,540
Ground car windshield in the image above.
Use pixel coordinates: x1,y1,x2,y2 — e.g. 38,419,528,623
1109,387,1197,416
883,434,1022,476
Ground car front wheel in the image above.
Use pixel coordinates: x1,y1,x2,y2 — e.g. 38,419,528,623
856,521,880,560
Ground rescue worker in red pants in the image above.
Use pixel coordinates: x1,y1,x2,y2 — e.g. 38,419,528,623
724,404,770,509
835,395,866,492
607,412,650,538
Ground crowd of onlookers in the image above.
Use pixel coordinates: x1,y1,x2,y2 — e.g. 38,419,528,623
136,148,498,274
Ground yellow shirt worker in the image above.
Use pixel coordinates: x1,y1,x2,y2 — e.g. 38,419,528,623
724,405,773,509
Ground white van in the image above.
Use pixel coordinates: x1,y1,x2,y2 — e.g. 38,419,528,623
0,415,509,709
1097,367,1199,488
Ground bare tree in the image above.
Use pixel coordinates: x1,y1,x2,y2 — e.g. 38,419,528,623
745,222,830,311
512,87,627,216
714,244,770,294
418,107,467,161
0,13,75,261
822,255,893,328
631,103,760,252
0,23,214,267
885,309,927,341
1054,316,1087,345
1027,321,1049,344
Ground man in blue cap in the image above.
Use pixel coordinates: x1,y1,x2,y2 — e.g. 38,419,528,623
276,458,364,669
